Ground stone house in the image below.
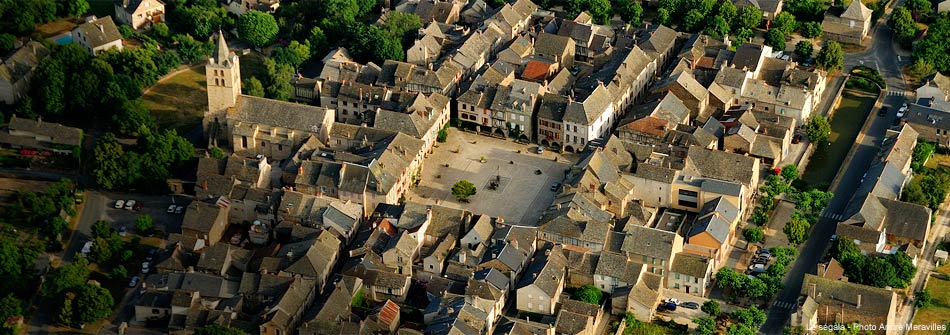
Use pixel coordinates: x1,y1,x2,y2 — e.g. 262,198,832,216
114,0,165,29
515,246,566,315
72,16,123,56
666,252,714,297
822,0,873,44
0,41,49,105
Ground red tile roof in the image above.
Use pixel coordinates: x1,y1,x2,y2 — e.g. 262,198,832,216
522,60,554,82
378,299,400,326
622,116,669,138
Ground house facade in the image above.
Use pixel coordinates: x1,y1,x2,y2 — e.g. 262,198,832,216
114,0,165,29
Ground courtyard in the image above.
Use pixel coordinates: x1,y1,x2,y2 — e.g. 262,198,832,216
408,128,573,226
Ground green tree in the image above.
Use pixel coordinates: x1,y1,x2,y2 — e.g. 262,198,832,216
452,180,477,202
34,58,66,116
815,41,843,72
319,0,360,22
915,290,933,308
0,240,38,294
263,59,294,101
48,216,68,239
765,28,786,50
91,220,112,239
588,0,613,24
573,285,603,304
178,5,225,39
743,226,764,243
751,206,769,225
0,34,15,53
195,324,245,335
113,99,156,135
911,141,935,171
356,0,379,17
806,115,831,144
716,267,744,291
89,237,113,264
238,11,279,48
733,28,754,48
110,265,128,280
888,7,919,47
273,40,310,68
831,238,861,263
135,215,153,232
682,9,706,32
717,0,738,24
727,324,756,335
44,257,90,297
57,298,73,325
795,40,814,59
783,213,810,244
772,12,798,34
245,77,265,97
781,164,799,182
798,21,823,38
655,8,671,26
694,317,717,335
0,294,22,323
737,6,763,30
743,276,767,298
383,12,422,46
701,300,720,316
307,26,329,59
786,0,827,20
151,22,170,41
173,34,213,63
731,306,767,329
705,16,731,39
614,0,643,25
906,0,932,18
792,189,833,220
74,284,114,323
354,24,404,63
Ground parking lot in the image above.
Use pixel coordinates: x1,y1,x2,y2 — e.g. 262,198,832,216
657,289,739,328
408,128,573,226
96,193,189,237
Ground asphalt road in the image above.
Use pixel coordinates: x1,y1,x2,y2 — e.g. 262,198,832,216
760,11,910,333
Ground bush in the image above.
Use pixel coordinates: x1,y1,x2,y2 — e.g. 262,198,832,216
743,227,764,243
701,300,720,316
798,22,823,38
573,285,603,304
451,180,477,202
850,65,885,88
806,115,831,145
911,141,935,171
916,291,933,308
437,123,449,143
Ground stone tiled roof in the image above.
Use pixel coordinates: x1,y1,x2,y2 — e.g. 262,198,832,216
0,41,49,84
683,146,757,186
622,225,678,260
670,252,711,278
802,274,895,318
5,115,82,147
595,252,642,283
74,16,122,49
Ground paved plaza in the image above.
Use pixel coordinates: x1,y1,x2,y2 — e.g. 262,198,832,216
408,128,573,226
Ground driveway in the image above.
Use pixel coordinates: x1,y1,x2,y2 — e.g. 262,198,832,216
761,5,911,331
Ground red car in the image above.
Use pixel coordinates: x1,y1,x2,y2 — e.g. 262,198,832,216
18,150,37,156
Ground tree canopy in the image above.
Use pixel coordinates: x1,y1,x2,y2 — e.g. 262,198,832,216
764,29,786,50
238,11,279,48
815,41,843,72
736,6,763,30
806,115,831,144
452,180,477,202
73,284,114,324
573,285,603,304
888,7,919,47
795,40,814,59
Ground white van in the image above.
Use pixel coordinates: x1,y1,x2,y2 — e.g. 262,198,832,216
80,241,93,256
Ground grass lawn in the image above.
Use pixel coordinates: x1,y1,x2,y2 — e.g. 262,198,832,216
35,19,78,38
142,67,207,135
801,88,878,186
924,153,950,169
909,264,950,334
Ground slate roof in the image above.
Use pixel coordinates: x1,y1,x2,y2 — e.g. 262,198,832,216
683,146,758,186
595,252,642,283
74,16,122,49
622,225,678,260
670,252,711,278
564,84,612,124
639,24,678,57
537,94,568,122
534,33,573,60
880,198,931,242
313,276,362,322
629,164,678,183
905,103,950,132
732,43,768,72
4,115,82,147
231,95,331,132
283,230,341,279
483,242,527,274
518,246,567,295
840,0,873,20
714,67,750,92
0,41,49,84
802,274,895,318
181,201,226,235
836,222,883,243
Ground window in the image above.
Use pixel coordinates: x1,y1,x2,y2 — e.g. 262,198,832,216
342,101,348,106
241,136,247,148
678,189,699,197
678,199,698,208
674,283,680,289
674,273,680,280
642,255,648,262
261,141,265,147
471,105,475,111
342,110,348,115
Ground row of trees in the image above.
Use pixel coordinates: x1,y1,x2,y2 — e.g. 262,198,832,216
8,179,77,243
832,238,917,288
715,247,798,302
694,305,767,335
91,128,195,191
44,258,114,326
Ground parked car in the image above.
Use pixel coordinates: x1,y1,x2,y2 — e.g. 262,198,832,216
550,182,561,191
175,206,184,214
133,202,144,211
660,301,677,311
118,225,127,237
114,200,125,209
124,200,136,210
167,205,177,213
537,146,544,154
18,149,37,156
128,276,139,287
753,257,769,264
748,263,766,274
756,248,770,255
81,241,94,256
141,262,150,274
681,302,700,309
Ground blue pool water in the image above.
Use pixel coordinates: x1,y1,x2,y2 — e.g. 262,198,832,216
51,34,72,45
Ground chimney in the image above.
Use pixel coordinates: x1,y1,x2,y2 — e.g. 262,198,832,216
856,294,861,308
811,283,817,298
97,24,104,34
298,165,303,175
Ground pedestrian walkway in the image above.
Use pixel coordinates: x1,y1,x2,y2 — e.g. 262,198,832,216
773,300,798,310
886,90,908,97
821,211,847,221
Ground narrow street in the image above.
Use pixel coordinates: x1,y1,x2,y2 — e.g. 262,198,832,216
760,5,913,332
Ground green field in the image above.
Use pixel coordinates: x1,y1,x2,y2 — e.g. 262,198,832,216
801,89,878,187
142,67,208,135
910,264,950,335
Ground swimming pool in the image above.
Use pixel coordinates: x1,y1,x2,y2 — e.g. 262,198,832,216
49,33,72,45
